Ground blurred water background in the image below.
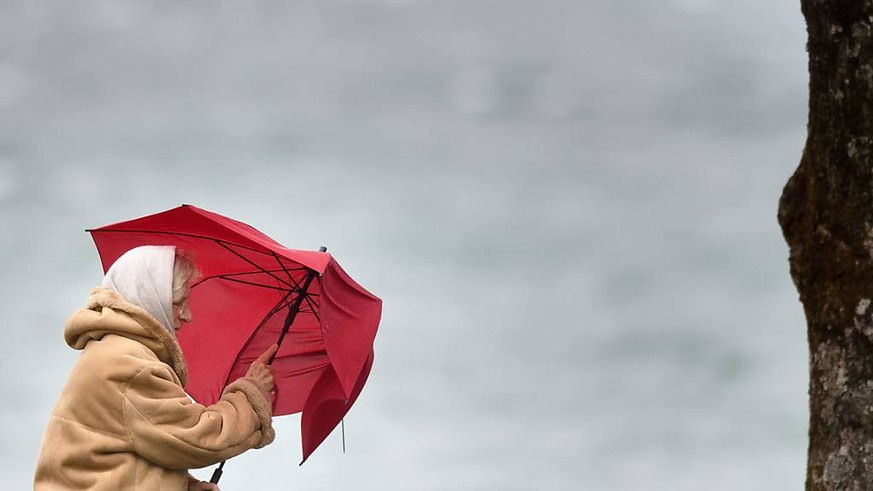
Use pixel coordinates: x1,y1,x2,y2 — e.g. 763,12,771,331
0,0,808,489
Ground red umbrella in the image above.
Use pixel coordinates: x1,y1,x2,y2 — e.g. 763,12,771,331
87,204,382,474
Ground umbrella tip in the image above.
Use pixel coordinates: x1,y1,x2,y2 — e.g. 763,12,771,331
319,246,327,252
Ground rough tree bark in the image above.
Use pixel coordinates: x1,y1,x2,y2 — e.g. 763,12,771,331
779,2,873,490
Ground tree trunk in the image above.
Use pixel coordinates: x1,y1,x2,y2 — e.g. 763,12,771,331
779,2,873,490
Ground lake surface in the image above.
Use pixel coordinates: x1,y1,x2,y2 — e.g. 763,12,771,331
1,1,809,488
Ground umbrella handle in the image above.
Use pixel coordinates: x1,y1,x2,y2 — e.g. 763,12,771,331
209,460,225,484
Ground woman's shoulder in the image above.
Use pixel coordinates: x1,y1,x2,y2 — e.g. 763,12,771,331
87,332,159,356
78,334,168,380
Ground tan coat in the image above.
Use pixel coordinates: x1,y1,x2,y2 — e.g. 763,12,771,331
34,288,275,490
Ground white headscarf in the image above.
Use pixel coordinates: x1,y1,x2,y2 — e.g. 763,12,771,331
101,245,176,333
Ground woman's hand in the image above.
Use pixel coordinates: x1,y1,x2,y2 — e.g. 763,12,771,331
188,475,219,490
245,344,278,395
189,480,220,491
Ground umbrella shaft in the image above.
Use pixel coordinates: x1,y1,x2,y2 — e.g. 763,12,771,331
209,460,224,483
270,268,319,364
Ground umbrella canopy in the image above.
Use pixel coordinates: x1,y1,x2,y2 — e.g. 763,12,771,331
88,204,381,463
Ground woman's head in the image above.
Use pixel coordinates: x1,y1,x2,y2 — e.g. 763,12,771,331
101,245,200,335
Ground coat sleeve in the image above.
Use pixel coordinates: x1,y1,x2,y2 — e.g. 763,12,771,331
122,363,275,470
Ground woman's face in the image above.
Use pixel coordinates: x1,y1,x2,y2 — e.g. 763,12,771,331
172,291,193,333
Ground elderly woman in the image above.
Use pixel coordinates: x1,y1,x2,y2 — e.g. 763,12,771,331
35,245,277,490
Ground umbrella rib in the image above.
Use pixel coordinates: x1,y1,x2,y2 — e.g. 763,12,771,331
220,267,309,278
267,250,318,324
263,289,301,326
272,250,321,323
209,276,293,293
214,240,295,289
271,249,305,295
192,267,313,292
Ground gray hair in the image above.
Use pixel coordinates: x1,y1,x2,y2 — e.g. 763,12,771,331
172,250,200,304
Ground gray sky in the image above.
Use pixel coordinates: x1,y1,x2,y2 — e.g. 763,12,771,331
1,1,808,489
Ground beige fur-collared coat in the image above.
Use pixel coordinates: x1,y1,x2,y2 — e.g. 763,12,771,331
34,288,275,490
